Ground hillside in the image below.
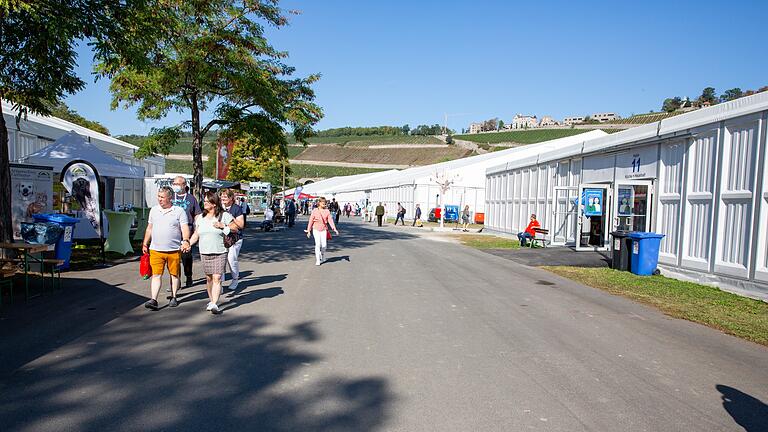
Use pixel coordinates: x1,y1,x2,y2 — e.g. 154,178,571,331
453,128,591,145
293,145,470,166
286,134,443,145
606,111,683,124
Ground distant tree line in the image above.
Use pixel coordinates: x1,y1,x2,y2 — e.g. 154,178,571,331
662,85,768,113
45,100,110,135
313,126,409,137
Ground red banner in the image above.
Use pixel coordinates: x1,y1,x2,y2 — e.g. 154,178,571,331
216,139,235,180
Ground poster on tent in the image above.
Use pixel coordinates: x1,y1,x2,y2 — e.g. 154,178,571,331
583,188,603,217
217,139,236,180
10,163,53,239
61,160,102,238
144,175,193,207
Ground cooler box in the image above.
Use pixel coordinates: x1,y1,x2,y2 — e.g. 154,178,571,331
627,232,665,276
474,212,485,224
33,213,81,270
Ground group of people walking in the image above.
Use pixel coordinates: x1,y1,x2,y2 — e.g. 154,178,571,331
142,176,246,315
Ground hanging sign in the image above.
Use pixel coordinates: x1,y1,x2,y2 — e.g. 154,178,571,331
61,160,102,238
10,163,53,239
584,188,603,216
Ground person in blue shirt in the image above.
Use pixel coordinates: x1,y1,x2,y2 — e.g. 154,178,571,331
171,176,201,287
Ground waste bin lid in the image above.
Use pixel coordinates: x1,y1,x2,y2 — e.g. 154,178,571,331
611,230,630,237
626,231,665,239
32,213,81,224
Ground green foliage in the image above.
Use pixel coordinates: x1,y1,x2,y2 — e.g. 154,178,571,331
662,97,683,112
312,126,407,137
225,134,288,184
720,88,744,102
45,100,110,135
454,129,590,145
134,126,182,159
101,0,323,198
411,124,446,135
698,87,718,104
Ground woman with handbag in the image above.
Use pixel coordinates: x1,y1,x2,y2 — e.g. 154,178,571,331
188,191,238,314
306,197,339,266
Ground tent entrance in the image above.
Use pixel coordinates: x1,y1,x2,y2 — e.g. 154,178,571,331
577,183,612,251
551,186,578,246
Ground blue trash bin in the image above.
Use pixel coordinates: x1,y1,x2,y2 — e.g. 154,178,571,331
627,232,665,276
33,214,81,270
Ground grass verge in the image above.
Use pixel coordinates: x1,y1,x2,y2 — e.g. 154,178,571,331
452,234,520,249
543,266,768,346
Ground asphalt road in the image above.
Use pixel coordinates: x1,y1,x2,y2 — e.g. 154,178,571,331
1,217,766,431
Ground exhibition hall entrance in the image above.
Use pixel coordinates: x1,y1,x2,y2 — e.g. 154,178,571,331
577,183,612,250
611,181,653,233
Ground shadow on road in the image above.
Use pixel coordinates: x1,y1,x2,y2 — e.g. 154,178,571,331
0,314,395,431
717,384,768,431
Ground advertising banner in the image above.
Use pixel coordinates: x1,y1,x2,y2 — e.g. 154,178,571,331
10,163,54,239
617,187,634,216
61,160,102,238
293,185,303,201
217,139,236,180
584,188,603,217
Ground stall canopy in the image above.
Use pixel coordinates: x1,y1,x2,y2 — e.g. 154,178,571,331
20,131,145,178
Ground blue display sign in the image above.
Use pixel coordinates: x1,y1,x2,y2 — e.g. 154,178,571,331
584,189,603,217
444,205,460,221
617,187,634,216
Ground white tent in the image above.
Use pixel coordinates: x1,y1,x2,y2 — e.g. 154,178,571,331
20,131,145,178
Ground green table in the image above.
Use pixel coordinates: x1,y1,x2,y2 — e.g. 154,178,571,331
104,210,135,255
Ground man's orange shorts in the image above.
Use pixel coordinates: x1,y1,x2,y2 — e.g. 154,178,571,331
149,250,181,277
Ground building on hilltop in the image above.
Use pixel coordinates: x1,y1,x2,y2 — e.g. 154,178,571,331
563,116,585,125
511,114,538,129
590,112,620,122
469,122,484,134
538,115,560,127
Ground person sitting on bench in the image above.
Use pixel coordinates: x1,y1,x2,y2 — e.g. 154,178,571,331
518,214,540,247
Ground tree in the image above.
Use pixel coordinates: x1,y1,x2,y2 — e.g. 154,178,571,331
720,88,743,102
102,0,323,199
225,134,287,187
698,87,718,105
498,120,505,130
0,1,161,246
401,124,410,135
662,97,683,112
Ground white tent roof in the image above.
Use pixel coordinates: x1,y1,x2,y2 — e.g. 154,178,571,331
331,130,608,193
20,131,145,178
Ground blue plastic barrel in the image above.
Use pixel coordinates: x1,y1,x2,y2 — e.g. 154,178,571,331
627,232,665,276
33,214,81,270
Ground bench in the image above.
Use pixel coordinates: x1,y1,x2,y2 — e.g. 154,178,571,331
0,257,64,296
0,268,17,306
529,228,550,248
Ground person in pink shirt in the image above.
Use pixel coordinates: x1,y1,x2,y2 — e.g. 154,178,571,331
305,197,339,265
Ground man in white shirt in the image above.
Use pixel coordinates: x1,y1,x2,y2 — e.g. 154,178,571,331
142,186,191,310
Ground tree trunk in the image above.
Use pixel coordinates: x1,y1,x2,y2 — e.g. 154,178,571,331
0,99,14,249
190,93,203,201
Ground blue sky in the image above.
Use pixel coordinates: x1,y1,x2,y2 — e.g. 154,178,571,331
66,0,768,136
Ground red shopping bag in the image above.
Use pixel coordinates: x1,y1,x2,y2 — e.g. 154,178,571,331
140,253,152,279
326,230,332,241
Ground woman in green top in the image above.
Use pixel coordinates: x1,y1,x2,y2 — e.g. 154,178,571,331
189,191,238,314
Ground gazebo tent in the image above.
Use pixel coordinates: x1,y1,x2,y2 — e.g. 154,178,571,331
20,131,145,179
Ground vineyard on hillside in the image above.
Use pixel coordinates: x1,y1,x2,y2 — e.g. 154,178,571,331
286,134,443,145
293,145,470,166
454,128,590,144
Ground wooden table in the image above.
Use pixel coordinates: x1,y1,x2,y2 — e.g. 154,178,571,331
0,242,50,300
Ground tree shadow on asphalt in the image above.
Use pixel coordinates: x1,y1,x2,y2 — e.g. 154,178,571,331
239,219,417,264
221,287,284,311
716,384,768,431
0,313,395,432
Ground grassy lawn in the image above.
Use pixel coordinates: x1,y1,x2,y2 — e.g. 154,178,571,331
452,234,520,249
287,145,308,158
543,266,768,346
454,129,590,144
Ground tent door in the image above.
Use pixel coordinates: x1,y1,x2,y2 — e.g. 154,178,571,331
577,183,612,251
551,186,578,246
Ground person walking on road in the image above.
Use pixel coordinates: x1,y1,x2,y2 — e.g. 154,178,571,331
412,204,422,227
517,214,540,247
220,189,245,292
306,197,339,266
189,192,238,315
171,176,201,288
285,198,297,227
461,205,471,232
375,202,385,227
142,186,191,311
395,202,406,225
